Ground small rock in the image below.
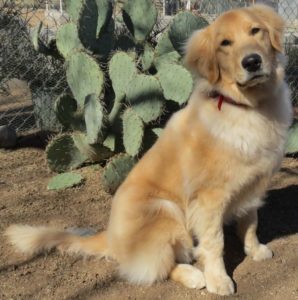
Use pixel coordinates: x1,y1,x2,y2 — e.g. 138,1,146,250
0,125,17,148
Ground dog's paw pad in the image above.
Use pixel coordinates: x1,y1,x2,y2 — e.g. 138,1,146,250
252,244,273,261
206,274,235,296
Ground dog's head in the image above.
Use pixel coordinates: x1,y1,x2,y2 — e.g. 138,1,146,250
185,5,285,91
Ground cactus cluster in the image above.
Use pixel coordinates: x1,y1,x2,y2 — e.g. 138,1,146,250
34,0,208,192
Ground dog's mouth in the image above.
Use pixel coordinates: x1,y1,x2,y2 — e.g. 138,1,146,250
237,74,269,88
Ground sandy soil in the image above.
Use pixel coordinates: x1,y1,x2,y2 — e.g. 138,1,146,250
0,136,297,300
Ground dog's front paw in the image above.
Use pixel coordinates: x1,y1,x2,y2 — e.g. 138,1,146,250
250,244,273,261
205,273,235,296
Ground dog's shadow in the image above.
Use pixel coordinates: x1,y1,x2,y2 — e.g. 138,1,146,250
224,184,298,278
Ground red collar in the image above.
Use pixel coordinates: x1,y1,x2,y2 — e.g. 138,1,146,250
209,91,248,111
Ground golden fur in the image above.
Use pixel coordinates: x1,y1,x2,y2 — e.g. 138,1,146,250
5,5,293,296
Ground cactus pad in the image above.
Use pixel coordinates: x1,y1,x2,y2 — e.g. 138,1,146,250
65,0,84,23
47,172,84,190
84,94,106,144
103,133,116,152
92,19,115,58
54,94,84,130
56,23,83,58
46,134,88,172
155,31,176,57
154,31,181,69
169,12,208,55
157,63,193,105
30,21,43,52
122,108,144,157
126,74,165,123
102,154,136,193
95,0,113,37
286,120,298,154
152,127,163,137
108,52,137,123
78,0,114,57
109,52,137,102
142,43,154,71
72,132,112,162
122,0,157,43
66,51,104,106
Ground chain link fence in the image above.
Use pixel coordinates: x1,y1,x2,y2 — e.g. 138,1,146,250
0,0,67,133
0,0,297,134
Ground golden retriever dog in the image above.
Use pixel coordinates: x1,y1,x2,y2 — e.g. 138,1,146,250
5,4,293,296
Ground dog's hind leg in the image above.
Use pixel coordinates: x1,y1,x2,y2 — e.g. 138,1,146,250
111,214,204,288
170,264,205,289
116,230,206,289
113,216,179,285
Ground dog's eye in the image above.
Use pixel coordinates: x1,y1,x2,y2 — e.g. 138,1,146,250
251,27,260,35
221,39,232,46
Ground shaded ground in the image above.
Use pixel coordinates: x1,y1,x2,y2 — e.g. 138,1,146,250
0,137,297,300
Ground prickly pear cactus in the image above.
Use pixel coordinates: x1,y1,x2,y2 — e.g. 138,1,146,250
154,31,181,68
157,63,193,105
122,0,158,43
169,11,209,54
122,108,144,157
108,51,137,123
72,132,112,161
34,0,209,192
31,21,43,52
141,43,154,71
55,94,85,131
66,51,104,106
65,0,84,23
46,134,88,172
286,120,298,154
84,94,106,144
56,22,83,58
46,133,112,173
126,75,165,123
47,172,84,190
102,154,136,194
95,0,113,37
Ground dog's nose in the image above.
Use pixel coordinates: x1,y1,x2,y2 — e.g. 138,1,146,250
241,54,262,72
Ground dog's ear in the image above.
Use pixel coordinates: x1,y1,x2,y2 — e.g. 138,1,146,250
184,27,219,84
248,4,284,52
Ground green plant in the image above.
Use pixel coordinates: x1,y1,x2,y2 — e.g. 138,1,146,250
33,0,208,192
47,172,84,190
286,119,298,154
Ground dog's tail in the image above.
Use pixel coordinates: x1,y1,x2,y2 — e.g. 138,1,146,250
5,224,109,257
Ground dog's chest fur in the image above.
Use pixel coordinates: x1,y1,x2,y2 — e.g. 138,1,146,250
168,83,293,223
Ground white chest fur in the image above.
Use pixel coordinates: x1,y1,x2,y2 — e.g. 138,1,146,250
196,84,293,169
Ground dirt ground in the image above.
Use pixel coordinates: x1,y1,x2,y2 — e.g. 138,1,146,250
0,135,297,300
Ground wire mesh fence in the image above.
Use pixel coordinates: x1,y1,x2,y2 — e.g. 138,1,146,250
0,0,297,134
0,0,67,133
